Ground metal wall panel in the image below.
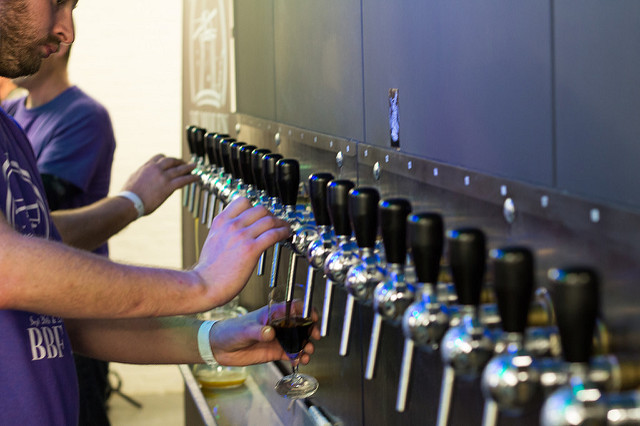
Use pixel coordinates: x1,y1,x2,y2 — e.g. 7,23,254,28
554,1,640,210
234,0,277,119
362,1,554,186
273,0,365,140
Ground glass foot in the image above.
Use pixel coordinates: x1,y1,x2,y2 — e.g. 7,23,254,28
274,373,319,399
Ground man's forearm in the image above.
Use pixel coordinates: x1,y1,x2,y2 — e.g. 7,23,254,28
66,316,202,364
51,195,139,251
0,217,214,319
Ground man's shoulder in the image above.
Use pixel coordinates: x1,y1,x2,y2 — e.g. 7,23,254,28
58,87,112,124
1,95,27,116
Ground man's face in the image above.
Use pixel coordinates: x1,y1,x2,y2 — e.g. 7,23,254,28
0,0,75,78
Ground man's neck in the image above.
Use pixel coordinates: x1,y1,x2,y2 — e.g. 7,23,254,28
25,78,71,109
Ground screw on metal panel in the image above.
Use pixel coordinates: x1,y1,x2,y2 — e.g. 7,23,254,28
274,132,281,146
336,151,344,169
500,185,508,197
373,162,382,181
590,208,600,223
503,198,516,224
541,195,549,208
235,123,241,134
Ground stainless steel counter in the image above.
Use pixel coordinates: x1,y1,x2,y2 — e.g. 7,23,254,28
180,363,333,426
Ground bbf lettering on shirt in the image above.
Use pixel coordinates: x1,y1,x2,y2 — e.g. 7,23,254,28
27,315,66,361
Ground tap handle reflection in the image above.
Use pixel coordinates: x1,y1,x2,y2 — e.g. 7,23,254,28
548,267,599,364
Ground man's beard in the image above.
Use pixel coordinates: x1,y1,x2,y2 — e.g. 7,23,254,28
0,1,57,78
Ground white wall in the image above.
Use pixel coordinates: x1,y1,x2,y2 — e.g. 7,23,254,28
68,1,185,394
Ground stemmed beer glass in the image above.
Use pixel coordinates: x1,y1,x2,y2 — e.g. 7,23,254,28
268,276,319,399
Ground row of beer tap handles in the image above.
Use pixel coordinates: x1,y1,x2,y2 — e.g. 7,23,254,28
184,125,640,426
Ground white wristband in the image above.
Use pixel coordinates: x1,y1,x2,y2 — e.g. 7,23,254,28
117,191,145,219
197,320,218,366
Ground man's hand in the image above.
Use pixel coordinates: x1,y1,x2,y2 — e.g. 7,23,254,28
122,154,197,215
209,305,320,366
192,197,291,308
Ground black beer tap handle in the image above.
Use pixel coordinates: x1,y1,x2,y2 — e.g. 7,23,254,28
447,227,486,306
239,145,257,185
308,173,334,227
490,246,535,334
379,198,412,265
408,212,444,284
230,142,246,178
262,153,283,198
192,127,206,159
327,180,355,237
548,267,599,364
185,125,197,156
219,138,236,173
251,149,271,191
349,187,380,249
206,133,228,167
276,159,300,207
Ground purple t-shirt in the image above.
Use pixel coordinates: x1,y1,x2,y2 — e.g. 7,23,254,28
3,86,116,256
0,108,78,425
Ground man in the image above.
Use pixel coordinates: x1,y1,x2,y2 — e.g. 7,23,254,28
4,40,133,425
0,0,313,424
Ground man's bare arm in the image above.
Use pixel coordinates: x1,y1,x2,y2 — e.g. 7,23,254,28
51,154,197,251
0,198,290,319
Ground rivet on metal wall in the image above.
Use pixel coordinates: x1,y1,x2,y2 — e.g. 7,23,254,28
330,140,334,148
274,132,281,146
590,208,601,223
464,176,470,186
364,149,369,157
500,185,508,197
385,155,390,163
314,136,318,143
408,161,412,170
346,145,350,153
336,151,344,169
503,197,516,224
235,123,241,135
433,168,439,177
373,162,382,181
